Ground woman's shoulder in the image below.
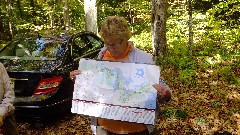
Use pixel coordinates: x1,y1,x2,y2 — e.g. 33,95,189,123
131,46,154,64
129,42,151,56
0,62,4,69
134,48,152,57
131,44,152,57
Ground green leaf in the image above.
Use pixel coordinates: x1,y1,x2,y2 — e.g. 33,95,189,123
175,109,188,118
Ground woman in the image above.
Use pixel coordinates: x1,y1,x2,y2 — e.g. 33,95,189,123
0,63,19,135
70,16,172,135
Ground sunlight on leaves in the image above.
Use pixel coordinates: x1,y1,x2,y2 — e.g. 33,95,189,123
205,54,222,65
227,91,240,102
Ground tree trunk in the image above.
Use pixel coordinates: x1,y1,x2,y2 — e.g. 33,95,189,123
84,0,97,34
188,0,193,57
17,0,23,19
30,0,36,25
128,4,134,32
6,0,13,39
49,11,53,28
63,0,71,31
151,0,168,61
0,8,4,34
0,10,5,40
47,1,54,29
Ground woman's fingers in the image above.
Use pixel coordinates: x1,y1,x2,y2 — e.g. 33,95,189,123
152,84,164,92
152,84,163,97
152,83,171,102
152,84,160,90
70,70,81,80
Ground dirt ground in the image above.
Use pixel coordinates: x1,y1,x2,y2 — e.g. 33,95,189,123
16,114,93,135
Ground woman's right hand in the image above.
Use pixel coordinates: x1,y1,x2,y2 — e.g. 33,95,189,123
69,70,81,81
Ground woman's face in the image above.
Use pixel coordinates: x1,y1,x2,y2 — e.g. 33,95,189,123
104,38,128,58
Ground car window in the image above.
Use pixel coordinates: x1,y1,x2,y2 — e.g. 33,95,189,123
0,37,67,59
71,33,103,60
86,35,103,52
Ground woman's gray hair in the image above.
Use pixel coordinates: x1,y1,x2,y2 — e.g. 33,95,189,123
99,16,132,41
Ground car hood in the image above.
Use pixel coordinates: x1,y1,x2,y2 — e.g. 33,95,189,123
0,57,62,72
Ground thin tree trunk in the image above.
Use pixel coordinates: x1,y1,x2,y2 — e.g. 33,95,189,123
49,11,53,28
30,0,36,25
84,0,97,34
6,0,13,39
128,4,134,32
0,8,4,34
63,0,71,31
151,0,168,61
17,0,23,19
188,0,193,57
47,1,54,29
0,11,5,40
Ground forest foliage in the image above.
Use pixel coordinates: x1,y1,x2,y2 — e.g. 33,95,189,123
0,0,239,134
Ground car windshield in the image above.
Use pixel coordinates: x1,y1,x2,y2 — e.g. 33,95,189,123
0,37,67,60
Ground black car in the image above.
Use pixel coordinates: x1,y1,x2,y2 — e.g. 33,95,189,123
0,31,104,119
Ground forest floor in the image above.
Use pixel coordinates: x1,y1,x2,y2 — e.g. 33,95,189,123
16,114,93,135
155,67,240,135
16,67,240,135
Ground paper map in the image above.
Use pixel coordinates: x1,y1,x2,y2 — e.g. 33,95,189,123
71,58,160,125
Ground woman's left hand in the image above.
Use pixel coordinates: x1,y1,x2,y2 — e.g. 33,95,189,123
152,83,171,102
